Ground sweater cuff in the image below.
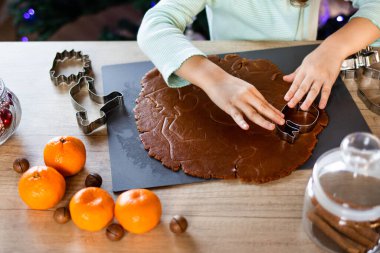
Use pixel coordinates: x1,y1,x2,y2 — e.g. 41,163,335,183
161,48,206,88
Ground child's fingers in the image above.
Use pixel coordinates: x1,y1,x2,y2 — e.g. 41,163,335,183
237,103,275,130
284,71,305,101
318,83,332,109
283,73,295,82
248,88,284,118
247,89,285,118
245,96,285,125
267,103,285,118
229,107,249,130
283,67,299,82
242,88,284,124
287,76,313,108
301,81,323,110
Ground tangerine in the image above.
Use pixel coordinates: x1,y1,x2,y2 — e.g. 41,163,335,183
69,187,115,232
18,166,66,210
115,189,162,234
44,136,86,177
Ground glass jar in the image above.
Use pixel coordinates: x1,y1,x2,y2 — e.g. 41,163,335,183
0,79,22,145
303,132,380,253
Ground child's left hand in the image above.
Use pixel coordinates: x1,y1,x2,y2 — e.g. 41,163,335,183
282,45,344,110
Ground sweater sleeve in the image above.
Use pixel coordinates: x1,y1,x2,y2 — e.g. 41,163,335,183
137,0,209,88
350,0,380,46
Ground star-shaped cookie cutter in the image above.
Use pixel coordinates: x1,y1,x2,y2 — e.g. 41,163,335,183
276,103,320,144
49,50,123,134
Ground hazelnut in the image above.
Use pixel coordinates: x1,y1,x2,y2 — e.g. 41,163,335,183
85,173,102,188
106,223,125,241
13,158,30,173
170,215,188,234
53,207,71,224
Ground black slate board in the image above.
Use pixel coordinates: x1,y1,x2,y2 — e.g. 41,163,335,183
102,44,371,192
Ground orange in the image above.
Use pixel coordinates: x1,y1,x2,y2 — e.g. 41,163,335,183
18,166,66,210
69,187,115,232
115,189,162,234
43,136,86,177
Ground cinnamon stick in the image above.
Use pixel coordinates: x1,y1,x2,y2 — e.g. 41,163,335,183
308,211,366,253
350,223,380,244
311,197,380,247
370,219,380,229
315,205,377,248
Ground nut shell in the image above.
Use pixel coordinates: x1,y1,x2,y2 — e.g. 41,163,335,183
54,207,71,224
170,215,188,234
13,158,30,173
106,223,125,241
85,173,102,188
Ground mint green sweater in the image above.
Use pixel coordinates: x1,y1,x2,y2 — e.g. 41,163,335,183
137,0,380,87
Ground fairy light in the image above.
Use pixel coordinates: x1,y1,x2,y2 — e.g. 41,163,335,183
28,8,35,15
23,12,31,20
23,8,35,20
20,8,35,42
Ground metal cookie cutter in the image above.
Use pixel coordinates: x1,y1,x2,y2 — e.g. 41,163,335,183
50,50,92,85
340,47,380,79
357,66,380,115
49,50,123,134
70,76,123,134
276,103,320,144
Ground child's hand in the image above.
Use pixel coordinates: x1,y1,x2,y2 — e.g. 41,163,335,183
201,74,285,131
176,55,284,130
283,45,343,110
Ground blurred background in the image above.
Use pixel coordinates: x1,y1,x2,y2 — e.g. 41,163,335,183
0,0,356,42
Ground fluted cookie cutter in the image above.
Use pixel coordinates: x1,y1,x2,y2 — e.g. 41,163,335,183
49,50,123,134
50,50,92,85
276,103,320,144
357,66,380,115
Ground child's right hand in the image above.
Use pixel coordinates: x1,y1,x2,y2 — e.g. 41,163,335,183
201,74,285,130
176,56,285,131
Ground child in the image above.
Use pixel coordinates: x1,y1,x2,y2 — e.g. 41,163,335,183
137,0,380,131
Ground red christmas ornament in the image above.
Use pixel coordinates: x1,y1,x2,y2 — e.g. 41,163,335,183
0,108,12,128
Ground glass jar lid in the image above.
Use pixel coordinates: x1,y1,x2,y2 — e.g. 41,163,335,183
313,132,380,221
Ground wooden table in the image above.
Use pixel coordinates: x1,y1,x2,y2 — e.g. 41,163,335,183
0,41,378,253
